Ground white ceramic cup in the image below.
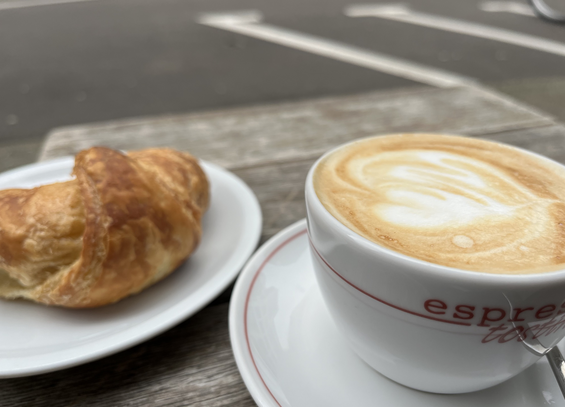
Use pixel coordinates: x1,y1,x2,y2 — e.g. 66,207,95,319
305,137,565,394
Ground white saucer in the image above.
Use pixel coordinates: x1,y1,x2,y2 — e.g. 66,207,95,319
230,219,565,407
0,156,262,378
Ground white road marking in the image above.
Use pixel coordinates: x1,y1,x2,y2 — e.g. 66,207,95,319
345,3,565,57
197,11,475,88
0,0,94,11
479,1,535,16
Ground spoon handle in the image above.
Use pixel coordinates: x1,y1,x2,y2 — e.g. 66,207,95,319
528,0,565,23
547,346,565,398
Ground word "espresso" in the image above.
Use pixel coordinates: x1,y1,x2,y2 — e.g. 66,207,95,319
424,299,565,343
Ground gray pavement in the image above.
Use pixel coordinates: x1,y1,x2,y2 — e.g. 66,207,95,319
491,76,565,122
0,0,564,157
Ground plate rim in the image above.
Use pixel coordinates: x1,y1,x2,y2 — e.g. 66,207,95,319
230,219,308,407
0,157,263,378
228,219,565,407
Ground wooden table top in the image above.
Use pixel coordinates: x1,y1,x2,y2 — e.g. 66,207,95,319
3,86,565,406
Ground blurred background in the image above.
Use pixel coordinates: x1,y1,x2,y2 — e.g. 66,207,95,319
0,0,564,167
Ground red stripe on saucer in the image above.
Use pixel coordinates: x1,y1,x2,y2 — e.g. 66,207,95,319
244,228,307,407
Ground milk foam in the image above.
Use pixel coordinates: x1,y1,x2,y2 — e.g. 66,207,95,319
314,134,565,274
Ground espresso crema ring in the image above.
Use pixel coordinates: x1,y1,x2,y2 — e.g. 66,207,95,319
314,134,565,274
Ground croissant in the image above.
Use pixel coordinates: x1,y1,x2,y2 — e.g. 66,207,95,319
0,147,209,308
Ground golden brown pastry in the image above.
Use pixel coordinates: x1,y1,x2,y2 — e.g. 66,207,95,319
0,147,209,307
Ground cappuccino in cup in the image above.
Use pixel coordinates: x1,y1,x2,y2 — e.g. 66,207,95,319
305,134,565,393
314,133,565,274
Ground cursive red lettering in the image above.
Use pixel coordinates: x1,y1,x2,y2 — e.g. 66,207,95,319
498,326,525,343
532,319,556,339
482,324,508,343
521,324,539,341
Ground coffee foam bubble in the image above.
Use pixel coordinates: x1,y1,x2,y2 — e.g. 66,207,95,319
314,134,565,274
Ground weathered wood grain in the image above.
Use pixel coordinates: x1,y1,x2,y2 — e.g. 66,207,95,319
38,86,552,168
1,303,256,407
232,124,565,243
4,124,563,407
4,87,562,407
0,140,42,173
233,159,314,241
484,124,565,165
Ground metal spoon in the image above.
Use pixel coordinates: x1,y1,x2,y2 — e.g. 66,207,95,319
528,0,565,23
504,294,565,398
547,347,565,395
519,331,565,398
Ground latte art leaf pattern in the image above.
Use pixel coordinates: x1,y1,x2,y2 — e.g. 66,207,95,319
314,134,565,274
358,150,537,228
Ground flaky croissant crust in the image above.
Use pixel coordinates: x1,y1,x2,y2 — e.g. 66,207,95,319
0,147,209,307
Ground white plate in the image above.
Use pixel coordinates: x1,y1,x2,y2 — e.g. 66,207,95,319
0,157,262,378
230,219,565,407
